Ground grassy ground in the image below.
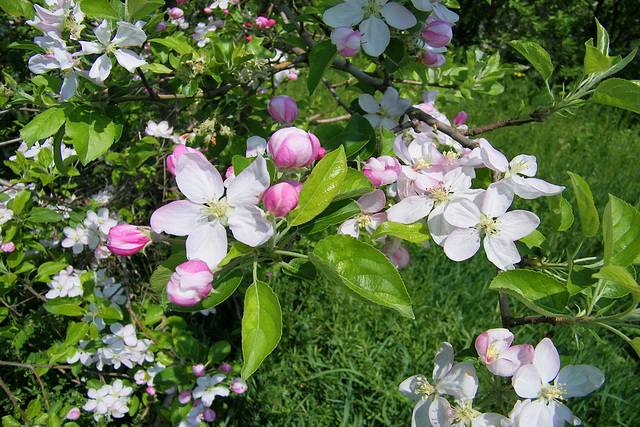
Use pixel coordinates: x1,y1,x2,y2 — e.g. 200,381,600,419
212,78,640,426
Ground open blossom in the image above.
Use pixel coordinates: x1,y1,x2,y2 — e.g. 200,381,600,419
145,120,174,138
230,378,248,394
192,374,230,407
323,0,417,57
150,154,273,268
338,189,387,238
510,338,605,427
359,87,411,130
475,328,534,377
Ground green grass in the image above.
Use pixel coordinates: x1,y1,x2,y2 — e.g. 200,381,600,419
213,78,640,426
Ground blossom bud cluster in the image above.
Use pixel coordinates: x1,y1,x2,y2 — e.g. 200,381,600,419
400,330,605,426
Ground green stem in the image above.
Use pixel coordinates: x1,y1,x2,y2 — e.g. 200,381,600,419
274,250,308,259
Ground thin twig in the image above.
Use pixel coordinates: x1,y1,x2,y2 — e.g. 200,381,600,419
136,67,158,100
0,137,22,146
402,108,479,149
22,283,48,303
309,114,351,125
0,375,27,423
120,258,160,346
29,366,50,410
322,78,353,114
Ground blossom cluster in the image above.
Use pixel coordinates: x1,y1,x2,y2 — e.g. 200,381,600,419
400,329,605,426
60,207,118,259
83,379,133,421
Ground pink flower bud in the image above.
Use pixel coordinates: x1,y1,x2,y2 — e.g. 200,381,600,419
219,362,232,372
146,386,156,396
167,260,213,306
203,409,216,422
254,16,269,29
134,369,148,385
330,27,361,57
421,51,446,68
316,147,326,160
0,242,15,253
223,9,229,14
167,145,208,176
268,95,298,124
178,391,192,404
263,181,301,217
362,156,402,186
421,20,453,48
475,328,535,377
453,111,467,126
204,7,212,13
382,243,411,269
156,21,168,32
169,7,184,19
106,224,151,256
268,127,320,169
230,378,248,394
267,19,276,27
245,22,252,28
66,408,80,420
225,166,235,179
192,363,206,376
246,36,253,42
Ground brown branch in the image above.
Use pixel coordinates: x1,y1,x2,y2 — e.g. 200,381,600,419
309,114,352,125
0,375,27,423
107,83,239,104
22,283,48,303
503,315,574,328
29,366,49,410
322,78,353,114
136,67,158,100
461,107,553,136
404,108,479,149
499,292,512,329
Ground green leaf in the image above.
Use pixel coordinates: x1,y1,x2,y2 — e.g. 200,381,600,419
36,262,68,282
241,281,282,380
548,194,574,231
282,258,317,281
207,340,231,364
43,299,86,317
630,337,640,359
10,189,31,215
594,18,610,55
567,172,599,238
65,106,123,165
52,126,68,176
299,199,360,234
508,40,553,80
97,306,124,320
141,63,173,74
592,78,640,114
79,0,120,19
334,168,374,202
603,195,640,268
489,270,569,316
307,40,337,96
599,48,637,81
126,0,163,21
2,415,22,427
20,107,66,146
64,322,89,346
153,366,191,391
584,42,611,74
150,37,194,55
289,146,347,226
372,221,431,244
218,242,252,267
519,229,547,249
150,251,187,297
324,114,376,160
0,0,33,17
593,265,640,299
27,207,63,224
309,235,414,318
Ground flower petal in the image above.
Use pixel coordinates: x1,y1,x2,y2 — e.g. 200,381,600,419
556,365,604,398
386,196,433,224
496,210,540,241
360,16,390,56
443,227,480,261
227,205,273,247
358,94,380,113
479,138,509,172
112,21,147,47
150,200,205,235
443,198,481,228
356,189,386,213
533,338,560,384
186,222,228,269
380,2,417,29
89,53,112,82
227,155,270,206
437,362,478,400
483,235,521,271
323,2,364,28
428,396,451,427
114,49,147,72
512,364,543,399
432,342,454,381
175,153,224,204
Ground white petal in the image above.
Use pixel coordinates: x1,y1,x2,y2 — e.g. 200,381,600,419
411,0,433,12
556,365,604,398
227,156,270,206
427,203,455,246
511,176,565,199
482,181,514,217
398,375,425,402
518,399,554,426
443,198,481,228
510,154,537,177
483,235,521,271
479,138,509,172
360,16,390,56
28,55,60,74
176,153,224,204
432,342,454,381
496,210,540,241
186,221,228,269
413,397,433,427
379,87,399,109
60,73,79,101
338,218,360,238
150,200,206,235
432,3,459,23
323,2,364,28
512,364,543,399
358,94,380,113
437,362,478,400
533,338,560,384
357,189,386,213
227,205,273,247
380,2,417,29
428,396,451,427
112,21,147,47
386,196,433,224
89,53,112,82
114,49,147,72
78,41,104,55
364,113,382,128
94,20,112,45
443,228,480,261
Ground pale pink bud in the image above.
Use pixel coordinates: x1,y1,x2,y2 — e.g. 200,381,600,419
204,7,212,13
203,409,216,422
223,9,229,14
362,156,402,186
146,386,156,396
287,73,298,80
169,7,184,19
330,27,361,57
268,127,320,169
66,408,80,420
268,95,298,124
421,51,446,68
453,111,467,126
316,147,326,160
178,391,192,404
167,260,213,306
421,20,453,48
106,224,151,256
167,145,208,176
264,181,301,217
382,244,411,269
475,329,534,377
219,362,232,372
156,21,168,32
230,378,248,394
254,16,269,29
0,242,15,253
192,363,206,376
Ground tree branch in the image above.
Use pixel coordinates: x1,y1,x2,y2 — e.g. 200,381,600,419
404,108,480,149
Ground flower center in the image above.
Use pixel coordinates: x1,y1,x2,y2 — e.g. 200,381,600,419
540,383,566,403
451,400,481,425
427,184,450,202
362,0,382,17
413,156,431,170
485,344,500,363
357,213,371,229
415,376,436,398
201,198,231,225
477,214,499,235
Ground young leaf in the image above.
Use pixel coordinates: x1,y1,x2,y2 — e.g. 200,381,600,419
27,207,63,223
309,235,414,318
547,194,574,231
307,40,337,96
603,195,640,268
126,0,164,22
593,265,640,299
289,146,347,226
594,18,610,55
241,281,282,379
489,270,569,316
149,37,194,55
584,43,610,74
334,168,374,201
371,221,431,244
592,78,640,114
298,199,360,234
508,41,553,80
567,172,599,238
65,106,123,165
64,322,89,346
20,107,66,145
0,0,33,17
43,299,86,317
